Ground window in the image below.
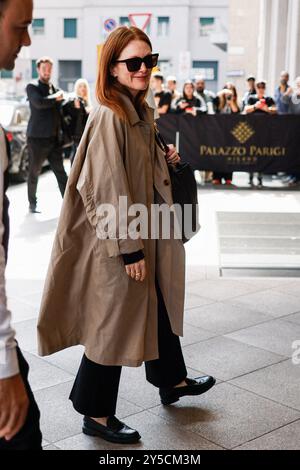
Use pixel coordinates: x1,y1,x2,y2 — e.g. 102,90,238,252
0,70,13,79
64,19,77,38
59,60,82,91
119,16,130,27
157,17,170,37
192,61,218,93
157,60,171,76
192,61,218,81
32,18,45,35
31,60,38,79
199,17,215,36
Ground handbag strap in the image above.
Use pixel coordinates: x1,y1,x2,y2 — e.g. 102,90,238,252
154,123,169,154
154,123,182,171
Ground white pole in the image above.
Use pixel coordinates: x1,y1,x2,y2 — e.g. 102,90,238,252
176,131,180,152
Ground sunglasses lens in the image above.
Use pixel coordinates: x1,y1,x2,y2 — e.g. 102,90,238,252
123,54,159,72
144,55,157,69
126,58,142,72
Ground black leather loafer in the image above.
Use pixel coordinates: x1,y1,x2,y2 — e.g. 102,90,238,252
159,376,216,405
82,416,141,444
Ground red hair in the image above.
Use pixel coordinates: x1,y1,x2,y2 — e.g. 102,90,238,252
96,26,153,121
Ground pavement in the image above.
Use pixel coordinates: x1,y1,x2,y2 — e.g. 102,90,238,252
6,164,300,450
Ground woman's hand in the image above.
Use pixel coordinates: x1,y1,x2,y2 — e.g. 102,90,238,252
186,107,197,117
166,144,181,165
125,259,147,282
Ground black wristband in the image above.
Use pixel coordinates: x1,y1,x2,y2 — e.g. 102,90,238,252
122,250,145,266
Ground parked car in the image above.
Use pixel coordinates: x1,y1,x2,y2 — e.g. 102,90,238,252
0,99,30,182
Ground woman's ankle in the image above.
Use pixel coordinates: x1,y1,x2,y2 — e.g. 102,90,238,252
174,379,188,388
90,416,109,426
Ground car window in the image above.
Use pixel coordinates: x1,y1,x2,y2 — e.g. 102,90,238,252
0,104,14,127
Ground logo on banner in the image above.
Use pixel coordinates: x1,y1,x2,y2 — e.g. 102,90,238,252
231,122,255,144
128,13,152,31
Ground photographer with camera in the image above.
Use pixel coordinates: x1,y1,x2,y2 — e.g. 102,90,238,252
62,78,92,165
26,56,68,213
212,83,240,185
215,82,240,115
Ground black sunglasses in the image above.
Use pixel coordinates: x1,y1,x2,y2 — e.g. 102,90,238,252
114,53,159,72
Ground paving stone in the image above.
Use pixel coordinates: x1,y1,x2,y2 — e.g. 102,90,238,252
186,279,266,302
226,319,300,357
230,359,300,410
226,290,300,318
150,383,300,449
183,336,284,381
24,352,74,391
234,420,300,450
184,302,272,335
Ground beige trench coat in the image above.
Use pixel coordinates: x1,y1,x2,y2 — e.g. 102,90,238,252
37,94,186,367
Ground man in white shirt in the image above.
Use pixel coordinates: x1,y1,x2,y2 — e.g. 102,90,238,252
0,0,42,449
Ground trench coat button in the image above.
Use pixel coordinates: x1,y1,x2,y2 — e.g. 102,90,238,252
164,179,170,186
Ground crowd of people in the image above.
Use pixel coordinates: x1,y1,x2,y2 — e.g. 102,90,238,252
18,63,300,210
150,70,300,187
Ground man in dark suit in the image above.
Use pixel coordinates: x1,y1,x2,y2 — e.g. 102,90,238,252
0,0,42,449
26,57,68,213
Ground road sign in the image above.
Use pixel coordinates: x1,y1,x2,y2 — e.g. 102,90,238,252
128,13,152,31
104,18,117,32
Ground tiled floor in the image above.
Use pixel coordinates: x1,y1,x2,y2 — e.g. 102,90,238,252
5,168,300,450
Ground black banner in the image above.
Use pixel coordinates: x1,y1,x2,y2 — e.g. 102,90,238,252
157,114,300,173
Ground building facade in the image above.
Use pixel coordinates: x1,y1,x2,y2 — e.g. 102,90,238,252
228,0,300,97
0,0,228,97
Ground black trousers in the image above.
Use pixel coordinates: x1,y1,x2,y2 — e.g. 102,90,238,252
0,348,42,450
69,279,187,417
27,137,68,206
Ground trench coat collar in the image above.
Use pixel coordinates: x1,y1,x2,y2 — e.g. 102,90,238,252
119,92,154,127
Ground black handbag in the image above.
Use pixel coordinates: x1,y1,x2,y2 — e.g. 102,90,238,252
154,125,200,243
58,105,74,149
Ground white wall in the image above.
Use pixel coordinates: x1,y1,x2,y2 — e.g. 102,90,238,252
11,0,228,96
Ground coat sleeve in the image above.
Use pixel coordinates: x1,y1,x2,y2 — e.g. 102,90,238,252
26,83,58,110
76,107,144,257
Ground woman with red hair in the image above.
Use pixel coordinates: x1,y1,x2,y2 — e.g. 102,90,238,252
37,26,215,445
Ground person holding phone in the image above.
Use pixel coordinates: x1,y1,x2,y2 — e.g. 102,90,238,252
245,80,277,188
176,80,205,116
245,80,277,114
37,26,216,445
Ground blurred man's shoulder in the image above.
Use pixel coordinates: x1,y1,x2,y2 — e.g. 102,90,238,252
26,80,39,91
